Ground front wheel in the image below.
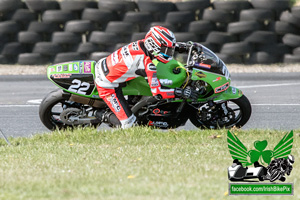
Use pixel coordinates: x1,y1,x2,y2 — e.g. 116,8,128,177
189,95,251,129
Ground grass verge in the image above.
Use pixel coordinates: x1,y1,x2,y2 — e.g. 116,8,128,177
0,127,299,200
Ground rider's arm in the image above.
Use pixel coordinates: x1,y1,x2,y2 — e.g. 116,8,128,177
144,57,175,99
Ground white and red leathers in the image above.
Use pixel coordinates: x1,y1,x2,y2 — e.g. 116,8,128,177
95,40,175,128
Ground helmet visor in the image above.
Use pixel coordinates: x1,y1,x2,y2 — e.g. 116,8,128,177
160,46,175,59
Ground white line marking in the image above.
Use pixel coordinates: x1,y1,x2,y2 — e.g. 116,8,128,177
252,104,300,106
0,105,39,108
27,99,42,104
237,82,300,89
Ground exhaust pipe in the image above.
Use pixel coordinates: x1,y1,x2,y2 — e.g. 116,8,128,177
68,93,106,108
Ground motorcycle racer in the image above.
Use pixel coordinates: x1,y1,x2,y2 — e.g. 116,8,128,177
95,26,199,128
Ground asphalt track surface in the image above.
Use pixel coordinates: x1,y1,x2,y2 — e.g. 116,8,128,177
0,73,300,137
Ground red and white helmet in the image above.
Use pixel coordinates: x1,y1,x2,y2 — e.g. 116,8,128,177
144,26,176,63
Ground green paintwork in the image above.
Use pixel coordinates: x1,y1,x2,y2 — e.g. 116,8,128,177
47,59,243,103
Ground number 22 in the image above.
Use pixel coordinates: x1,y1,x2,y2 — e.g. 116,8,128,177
68,79,90,95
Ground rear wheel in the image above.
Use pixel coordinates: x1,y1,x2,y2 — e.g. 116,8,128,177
189,95,251,129
39,89,102,131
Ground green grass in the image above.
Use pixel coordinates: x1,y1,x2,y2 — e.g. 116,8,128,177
0,127,299,200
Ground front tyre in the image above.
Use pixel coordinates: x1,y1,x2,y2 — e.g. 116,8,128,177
189,95,251,129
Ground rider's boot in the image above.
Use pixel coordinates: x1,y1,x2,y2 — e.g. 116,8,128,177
96,110,121,127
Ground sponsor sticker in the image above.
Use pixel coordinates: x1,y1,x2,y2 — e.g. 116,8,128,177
213,77,222,82
111,51,119,66
51,73,72,79
84,62,91,73
160,79,173,86
109,94,121,112
151,77,159,87
132,42,139,51
63,65,68,71
215,82,229,93
147,63,156,71
195,63,211,69
195,71,206,78
79,62,83,73
74,64,78,71
68,64,72,71
56,65,62,72
148,121,169,128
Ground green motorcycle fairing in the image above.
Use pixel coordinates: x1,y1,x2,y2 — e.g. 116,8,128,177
47,57,242,103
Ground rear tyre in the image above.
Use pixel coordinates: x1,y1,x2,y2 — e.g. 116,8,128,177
189,95,251,129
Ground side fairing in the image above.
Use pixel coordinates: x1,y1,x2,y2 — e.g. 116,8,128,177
47,61,100,98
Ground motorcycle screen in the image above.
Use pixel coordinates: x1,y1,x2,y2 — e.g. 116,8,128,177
190,43,230,80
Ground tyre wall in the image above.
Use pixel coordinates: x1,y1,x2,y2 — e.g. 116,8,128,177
0,0,300,65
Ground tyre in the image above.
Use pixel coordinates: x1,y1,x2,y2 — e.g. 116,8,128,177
293,47,300,55
188,20,216,35
165,11,195,25
244,31,277,44
213,0,252,11
280,11,300,28
0,0,22,12
89,52,111,61
18,31,42,44
175,0,211,11
52,32,82,45
227,21,262,34
189,95,251,129
54,52,86,63
76,42,103,54
292,6,300,18
251,0,290,11
239,9,275,22
105,21,134,35
59,1,97,11
269,170,281,182
11,9,37,24
33,42,63,56
42,10,76,24
174,32,198,43
283,54,300,63
216,53,244,64
130,32,146,42
18,53,49,65
98,0,137,13
206,31,238,45
282,33,300,48
65,20,95,33
248,52,280,64
220,42,254,55
123,11,153,24
137,0,176,21
28,21,61,33
0,21,20,34
1,42,27,56
274,21,300,35
82,8,119,23
25,0,59,12
39,89,71,130
203,9,235,23
256,43,291,55
89,31,120,45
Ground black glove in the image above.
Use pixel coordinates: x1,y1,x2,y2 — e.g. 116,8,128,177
174,86,200,100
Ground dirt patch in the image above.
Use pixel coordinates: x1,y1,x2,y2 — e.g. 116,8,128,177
0,63,300,75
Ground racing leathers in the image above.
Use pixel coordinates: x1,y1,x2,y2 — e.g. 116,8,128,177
95,40,175,128
95,40,198,128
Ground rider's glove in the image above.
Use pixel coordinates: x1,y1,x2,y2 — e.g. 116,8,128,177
175,42,188,53
174,86,200,100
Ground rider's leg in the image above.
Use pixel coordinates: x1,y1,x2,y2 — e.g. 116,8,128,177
97,85,136,128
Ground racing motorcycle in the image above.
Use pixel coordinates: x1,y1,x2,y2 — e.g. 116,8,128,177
39,42,251,130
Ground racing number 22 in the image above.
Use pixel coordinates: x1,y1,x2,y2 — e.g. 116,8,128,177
68,79,90,95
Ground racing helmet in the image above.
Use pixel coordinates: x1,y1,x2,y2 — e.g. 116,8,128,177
144,26,176,64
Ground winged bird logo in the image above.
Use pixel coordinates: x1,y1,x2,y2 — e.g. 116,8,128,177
227,131,293,167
